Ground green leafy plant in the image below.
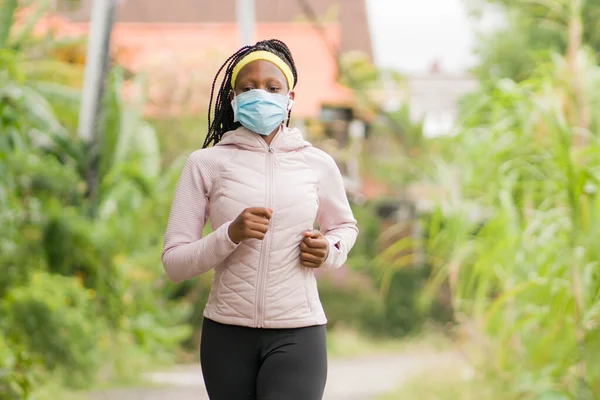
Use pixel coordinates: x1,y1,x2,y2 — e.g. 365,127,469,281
0,1,192,395
0,337,40,400
2,273,106,388
393,48,600,397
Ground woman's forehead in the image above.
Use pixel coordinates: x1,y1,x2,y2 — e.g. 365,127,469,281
236,60,287,83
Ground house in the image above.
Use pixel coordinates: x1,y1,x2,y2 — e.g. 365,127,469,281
58,0,373,60
55,0,375,143
52,0,374,121
50,1,375,199
43,13,353,120
403,63,479,138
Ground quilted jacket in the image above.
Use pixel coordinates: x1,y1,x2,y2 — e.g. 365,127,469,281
162,126,358,329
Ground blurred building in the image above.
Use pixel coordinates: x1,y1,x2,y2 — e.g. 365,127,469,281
50,20,352,119
50,1,373,200
404,62,478,138
54,1,374,121
57,0,373,60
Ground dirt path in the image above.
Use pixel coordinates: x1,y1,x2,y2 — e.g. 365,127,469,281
89,351,458,400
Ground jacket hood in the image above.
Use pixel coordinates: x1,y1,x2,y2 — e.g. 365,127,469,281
217,126,312,152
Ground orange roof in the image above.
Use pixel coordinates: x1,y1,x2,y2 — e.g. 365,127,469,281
53,20,354,118
58,0,374,60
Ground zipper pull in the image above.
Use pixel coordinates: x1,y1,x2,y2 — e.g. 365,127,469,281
268,146,280,166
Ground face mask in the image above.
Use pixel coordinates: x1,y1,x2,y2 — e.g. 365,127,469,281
231,89,293,136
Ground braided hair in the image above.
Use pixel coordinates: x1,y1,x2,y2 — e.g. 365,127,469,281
203,39,298,148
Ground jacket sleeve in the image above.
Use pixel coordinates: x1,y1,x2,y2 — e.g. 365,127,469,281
162,153,239,282
316,153,359,270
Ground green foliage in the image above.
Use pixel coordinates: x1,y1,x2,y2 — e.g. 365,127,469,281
2,273,105,387
346,203,380,264
472,8,563,83
404,47,600,397
318,270,385,334
379,267,434,337
365,1,600,394
149,115,209,167
342,203,453,337
0,0,17,48
0,337,40,400
470,0,600,83
0,3,192,395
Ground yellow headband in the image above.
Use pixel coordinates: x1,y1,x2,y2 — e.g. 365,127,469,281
231,50,295,90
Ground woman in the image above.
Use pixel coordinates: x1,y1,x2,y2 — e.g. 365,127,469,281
162,39,358,400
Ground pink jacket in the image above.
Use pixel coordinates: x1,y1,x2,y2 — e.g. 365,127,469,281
162,126,358,329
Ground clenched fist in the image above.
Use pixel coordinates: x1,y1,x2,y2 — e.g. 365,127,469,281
300,230,329,268
228,207,273,244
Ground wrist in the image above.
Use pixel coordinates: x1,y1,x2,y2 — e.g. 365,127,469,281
227,223,240,244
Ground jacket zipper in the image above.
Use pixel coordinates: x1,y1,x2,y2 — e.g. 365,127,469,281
255,144,276,328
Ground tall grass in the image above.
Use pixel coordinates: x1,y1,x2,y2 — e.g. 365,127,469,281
376,15,600,396
405,48,600,397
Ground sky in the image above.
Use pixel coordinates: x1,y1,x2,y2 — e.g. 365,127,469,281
365,0,503,74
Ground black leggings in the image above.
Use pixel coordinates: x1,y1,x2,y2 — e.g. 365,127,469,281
200,318,328,400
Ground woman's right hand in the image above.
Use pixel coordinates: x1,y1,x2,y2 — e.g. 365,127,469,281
228,208,273,244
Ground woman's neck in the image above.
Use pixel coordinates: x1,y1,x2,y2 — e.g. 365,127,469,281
261,125,282,146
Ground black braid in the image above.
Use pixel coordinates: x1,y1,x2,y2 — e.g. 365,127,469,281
203,39,298,148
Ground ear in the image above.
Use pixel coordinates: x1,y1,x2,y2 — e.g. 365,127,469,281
229,89,235,102
287,91,296,111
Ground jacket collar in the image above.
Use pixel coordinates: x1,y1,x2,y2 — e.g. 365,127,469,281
217,126,312,153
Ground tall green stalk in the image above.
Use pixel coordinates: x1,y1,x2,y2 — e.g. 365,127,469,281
0,0,17,48
386,39,600,396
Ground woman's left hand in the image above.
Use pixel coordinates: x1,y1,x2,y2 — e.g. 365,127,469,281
300,230,329,268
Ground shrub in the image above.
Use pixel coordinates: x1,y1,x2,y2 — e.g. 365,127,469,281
2,272,106,388
0,336,40,400
380,266,453,337
317,268,385,334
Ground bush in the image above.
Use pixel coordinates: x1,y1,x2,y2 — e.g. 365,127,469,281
0,4,196,394
348,203,381,264
2,272,106,388
0,336,40,400
380,266,446,337
317,268,385,334
345,203,454,338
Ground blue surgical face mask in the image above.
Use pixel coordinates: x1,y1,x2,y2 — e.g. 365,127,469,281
231,89,293,136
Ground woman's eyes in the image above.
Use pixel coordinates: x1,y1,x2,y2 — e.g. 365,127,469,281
241,86,281,92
